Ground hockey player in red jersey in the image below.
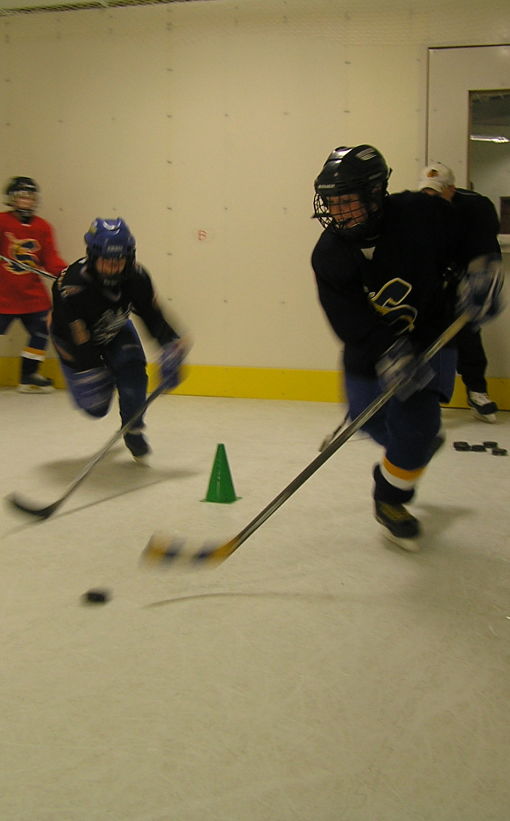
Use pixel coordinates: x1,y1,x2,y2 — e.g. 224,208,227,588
0,176,67,392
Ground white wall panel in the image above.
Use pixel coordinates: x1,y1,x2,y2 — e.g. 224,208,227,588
1,0,509,372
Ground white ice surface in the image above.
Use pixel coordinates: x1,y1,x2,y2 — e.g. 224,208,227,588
1,389,509,821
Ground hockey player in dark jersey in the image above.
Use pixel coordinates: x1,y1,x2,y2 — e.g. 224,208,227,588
311,145,501,551
418,161,502,422
50,218,187,462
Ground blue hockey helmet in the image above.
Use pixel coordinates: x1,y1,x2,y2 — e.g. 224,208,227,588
84,218,136,260
313,145,390,243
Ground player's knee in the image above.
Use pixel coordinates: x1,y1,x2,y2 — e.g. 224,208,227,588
81,402,110,418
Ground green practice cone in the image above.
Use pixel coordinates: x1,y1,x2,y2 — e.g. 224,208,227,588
202,443,240,504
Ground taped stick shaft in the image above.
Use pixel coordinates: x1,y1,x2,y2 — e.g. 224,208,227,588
202,312,471,562
0,253,58,282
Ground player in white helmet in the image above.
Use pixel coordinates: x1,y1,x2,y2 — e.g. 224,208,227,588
418,161,502,423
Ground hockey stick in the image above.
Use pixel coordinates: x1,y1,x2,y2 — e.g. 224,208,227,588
0,253,58,282
319,410,349,452
141,311,470,567
7,380,170,520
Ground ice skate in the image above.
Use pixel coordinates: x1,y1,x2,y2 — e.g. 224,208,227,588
124,430,151,464
467,391,497,423
428,430,445,461
17,373,54,393
375,500,421,552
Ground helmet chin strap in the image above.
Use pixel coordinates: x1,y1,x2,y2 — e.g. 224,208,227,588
14,209,34,224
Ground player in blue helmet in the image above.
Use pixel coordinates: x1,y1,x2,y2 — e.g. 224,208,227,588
84,218,136,286
50,218,188,462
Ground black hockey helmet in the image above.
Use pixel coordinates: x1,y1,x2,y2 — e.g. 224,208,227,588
313,145,390,243
5,176,39,220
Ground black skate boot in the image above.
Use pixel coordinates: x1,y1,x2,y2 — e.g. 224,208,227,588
375,500,421,552
18,373,54,393
124,430,151,464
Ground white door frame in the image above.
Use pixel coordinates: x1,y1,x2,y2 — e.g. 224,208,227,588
427,44,510,187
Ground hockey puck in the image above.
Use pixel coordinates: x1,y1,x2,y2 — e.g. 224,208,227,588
483,441,498,448
453,441,471,451
82,589,111,604
470,444,486,452
492,448,507,456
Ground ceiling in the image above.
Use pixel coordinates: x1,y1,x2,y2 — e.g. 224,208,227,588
0,0,212,13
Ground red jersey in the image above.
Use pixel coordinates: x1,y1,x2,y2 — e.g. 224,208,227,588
0,210,67,314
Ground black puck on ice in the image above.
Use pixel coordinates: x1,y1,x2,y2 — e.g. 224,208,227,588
492,448,507,456
483,441,498,449
82,589,111,604
453,441,471,451
471,444,486,452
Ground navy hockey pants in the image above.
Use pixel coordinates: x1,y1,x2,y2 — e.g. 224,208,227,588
56,321,148,428
0,310,50,378
456,324,488,393
344,348,457,504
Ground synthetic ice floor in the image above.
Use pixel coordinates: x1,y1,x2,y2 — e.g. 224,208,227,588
1,389,509,821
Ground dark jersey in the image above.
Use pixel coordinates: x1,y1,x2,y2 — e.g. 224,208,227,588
452,188,501,268
51,258,179,370
312,191,456,376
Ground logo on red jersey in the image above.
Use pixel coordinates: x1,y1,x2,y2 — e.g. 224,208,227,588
3,233,41,275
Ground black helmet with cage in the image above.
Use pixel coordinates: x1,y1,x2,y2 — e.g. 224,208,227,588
313,145,391,244
5,176,40,222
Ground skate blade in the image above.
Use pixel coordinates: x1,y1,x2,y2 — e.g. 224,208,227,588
381,528,421,553
17,384,55,394
472,410,496,424
131,453,152,466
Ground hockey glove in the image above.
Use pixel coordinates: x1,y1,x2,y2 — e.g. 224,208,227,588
455,254,504,327
376,337,434,401
158,339,186,390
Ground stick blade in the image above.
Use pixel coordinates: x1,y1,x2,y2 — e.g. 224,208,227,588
140,532,240,567
6,493,59,520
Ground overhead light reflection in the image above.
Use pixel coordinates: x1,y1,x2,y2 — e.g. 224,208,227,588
470,135,509,143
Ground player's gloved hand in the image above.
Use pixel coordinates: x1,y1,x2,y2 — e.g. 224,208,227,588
455,254,504,327
158,339,186,389
376,337,434,401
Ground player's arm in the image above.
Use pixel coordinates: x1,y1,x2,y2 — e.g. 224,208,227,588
39,222,67,275
129,265,180,344
130,265,188,388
